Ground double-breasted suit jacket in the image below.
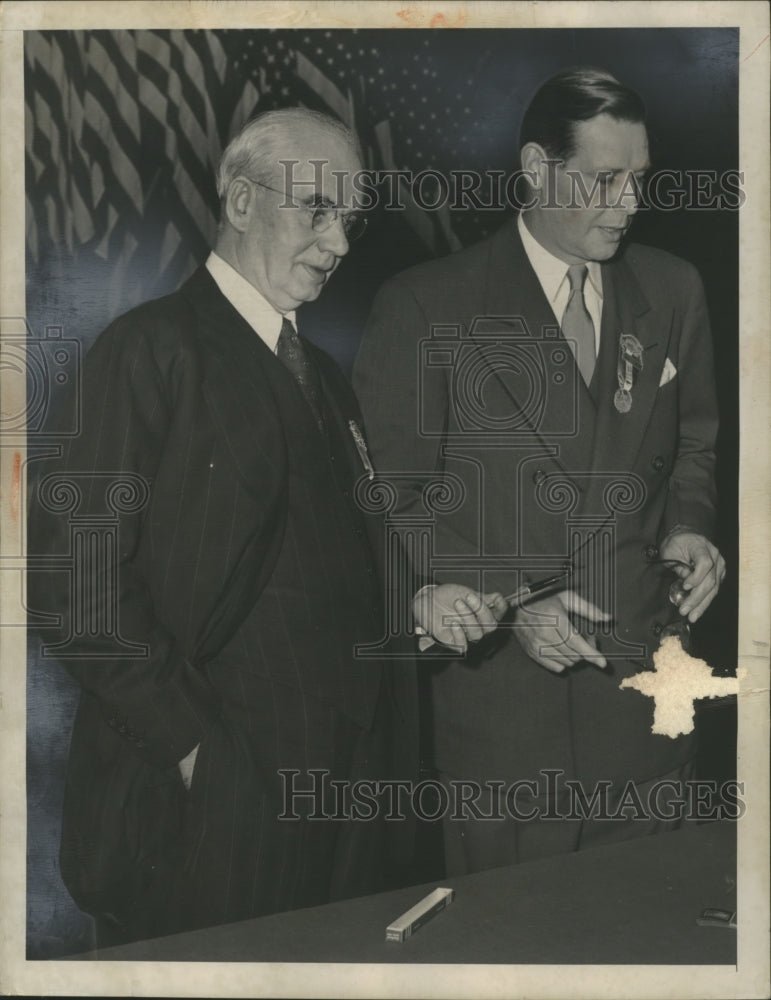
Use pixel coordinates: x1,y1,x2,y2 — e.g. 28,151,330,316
354,217,718,798
28,267,414,937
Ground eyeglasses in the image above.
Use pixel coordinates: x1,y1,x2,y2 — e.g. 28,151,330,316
246,177,368,242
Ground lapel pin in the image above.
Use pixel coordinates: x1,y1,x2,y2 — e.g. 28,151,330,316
348,420,375,480
614,332,644,414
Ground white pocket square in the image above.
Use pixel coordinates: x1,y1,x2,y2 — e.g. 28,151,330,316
659,358,677,387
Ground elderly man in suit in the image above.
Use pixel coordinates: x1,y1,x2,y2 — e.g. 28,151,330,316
29,108,500,945
354,68,726,876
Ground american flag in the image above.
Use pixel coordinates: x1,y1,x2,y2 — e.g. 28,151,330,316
25,28,492,317
25,29,229,312
225,30,492,248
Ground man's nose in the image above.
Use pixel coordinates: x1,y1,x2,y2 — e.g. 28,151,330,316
317,214,350,256
622,194,640,217
617,174,642,215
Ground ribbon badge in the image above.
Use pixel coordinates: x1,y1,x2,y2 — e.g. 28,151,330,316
348,419,375,480
614,333,644,413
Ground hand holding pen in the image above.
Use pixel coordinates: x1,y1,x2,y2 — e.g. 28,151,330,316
413,570,572,654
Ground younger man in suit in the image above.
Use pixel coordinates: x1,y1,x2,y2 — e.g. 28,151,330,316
354,68,726,876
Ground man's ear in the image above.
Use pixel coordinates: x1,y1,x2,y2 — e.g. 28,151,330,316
520,142,550,192
224,177,255,233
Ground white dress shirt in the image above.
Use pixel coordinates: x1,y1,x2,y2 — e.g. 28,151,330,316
517,213,603,354
205,251,296,352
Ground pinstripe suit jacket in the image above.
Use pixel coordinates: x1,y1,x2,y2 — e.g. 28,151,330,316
28,267,407,918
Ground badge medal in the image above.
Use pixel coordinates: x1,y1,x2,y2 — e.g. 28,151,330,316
614,333,644,413
348,419,375,480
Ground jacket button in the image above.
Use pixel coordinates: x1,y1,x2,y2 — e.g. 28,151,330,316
136,739,147,750
652,455,665,471
117,724,127,735
644,543,659,561
532,469,546,485
107,716,118,729
651,622,663,637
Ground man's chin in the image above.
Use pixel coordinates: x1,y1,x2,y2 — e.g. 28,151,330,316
296,283,324,305
279,280,325,310
594,227,630,257
293,268,333,302
589,239,626,262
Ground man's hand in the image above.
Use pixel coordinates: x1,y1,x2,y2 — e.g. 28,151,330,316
413,583,508,654
659,529,726,622
514,589,611,674
178,744,200,791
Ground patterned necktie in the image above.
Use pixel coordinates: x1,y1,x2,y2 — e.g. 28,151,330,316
276,317,325,434
562,264,597,386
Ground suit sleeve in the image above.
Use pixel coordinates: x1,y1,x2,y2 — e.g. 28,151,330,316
27,316,220,771
354,276,484,593
661,264,719,541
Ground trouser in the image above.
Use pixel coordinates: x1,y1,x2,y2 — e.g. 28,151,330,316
93,684,390,948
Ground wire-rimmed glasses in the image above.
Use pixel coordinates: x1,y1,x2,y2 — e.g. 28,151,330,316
246,177,368,242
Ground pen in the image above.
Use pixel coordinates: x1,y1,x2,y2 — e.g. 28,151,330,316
417,569,572,651
501,569,572,608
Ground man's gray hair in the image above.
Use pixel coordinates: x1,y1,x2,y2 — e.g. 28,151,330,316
215,108,361,199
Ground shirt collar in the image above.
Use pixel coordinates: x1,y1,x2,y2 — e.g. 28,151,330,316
517,212,602,305
205,251,296,353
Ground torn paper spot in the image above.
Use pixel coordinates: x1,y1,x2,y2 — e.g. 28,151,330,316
619,635,739,738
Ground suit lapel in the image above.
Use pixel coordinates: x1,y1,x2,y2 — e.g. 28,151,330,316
182,267,287,500
458,225,674,529
464,219,597,478
307,339,370,481
482,218,556,326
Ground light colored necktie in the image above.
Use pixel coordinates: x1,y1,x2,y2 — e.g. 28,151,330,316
276,317,325,434
562,264,596,385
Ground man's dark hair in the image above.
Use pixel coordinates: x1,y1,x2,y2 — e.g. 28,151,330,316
519,67,647,161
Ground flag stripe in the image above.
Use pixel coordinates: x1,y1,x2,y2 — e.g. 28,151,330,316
169,30,209,136
26,27,467,312
89,34,141,143
228,79,261,141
